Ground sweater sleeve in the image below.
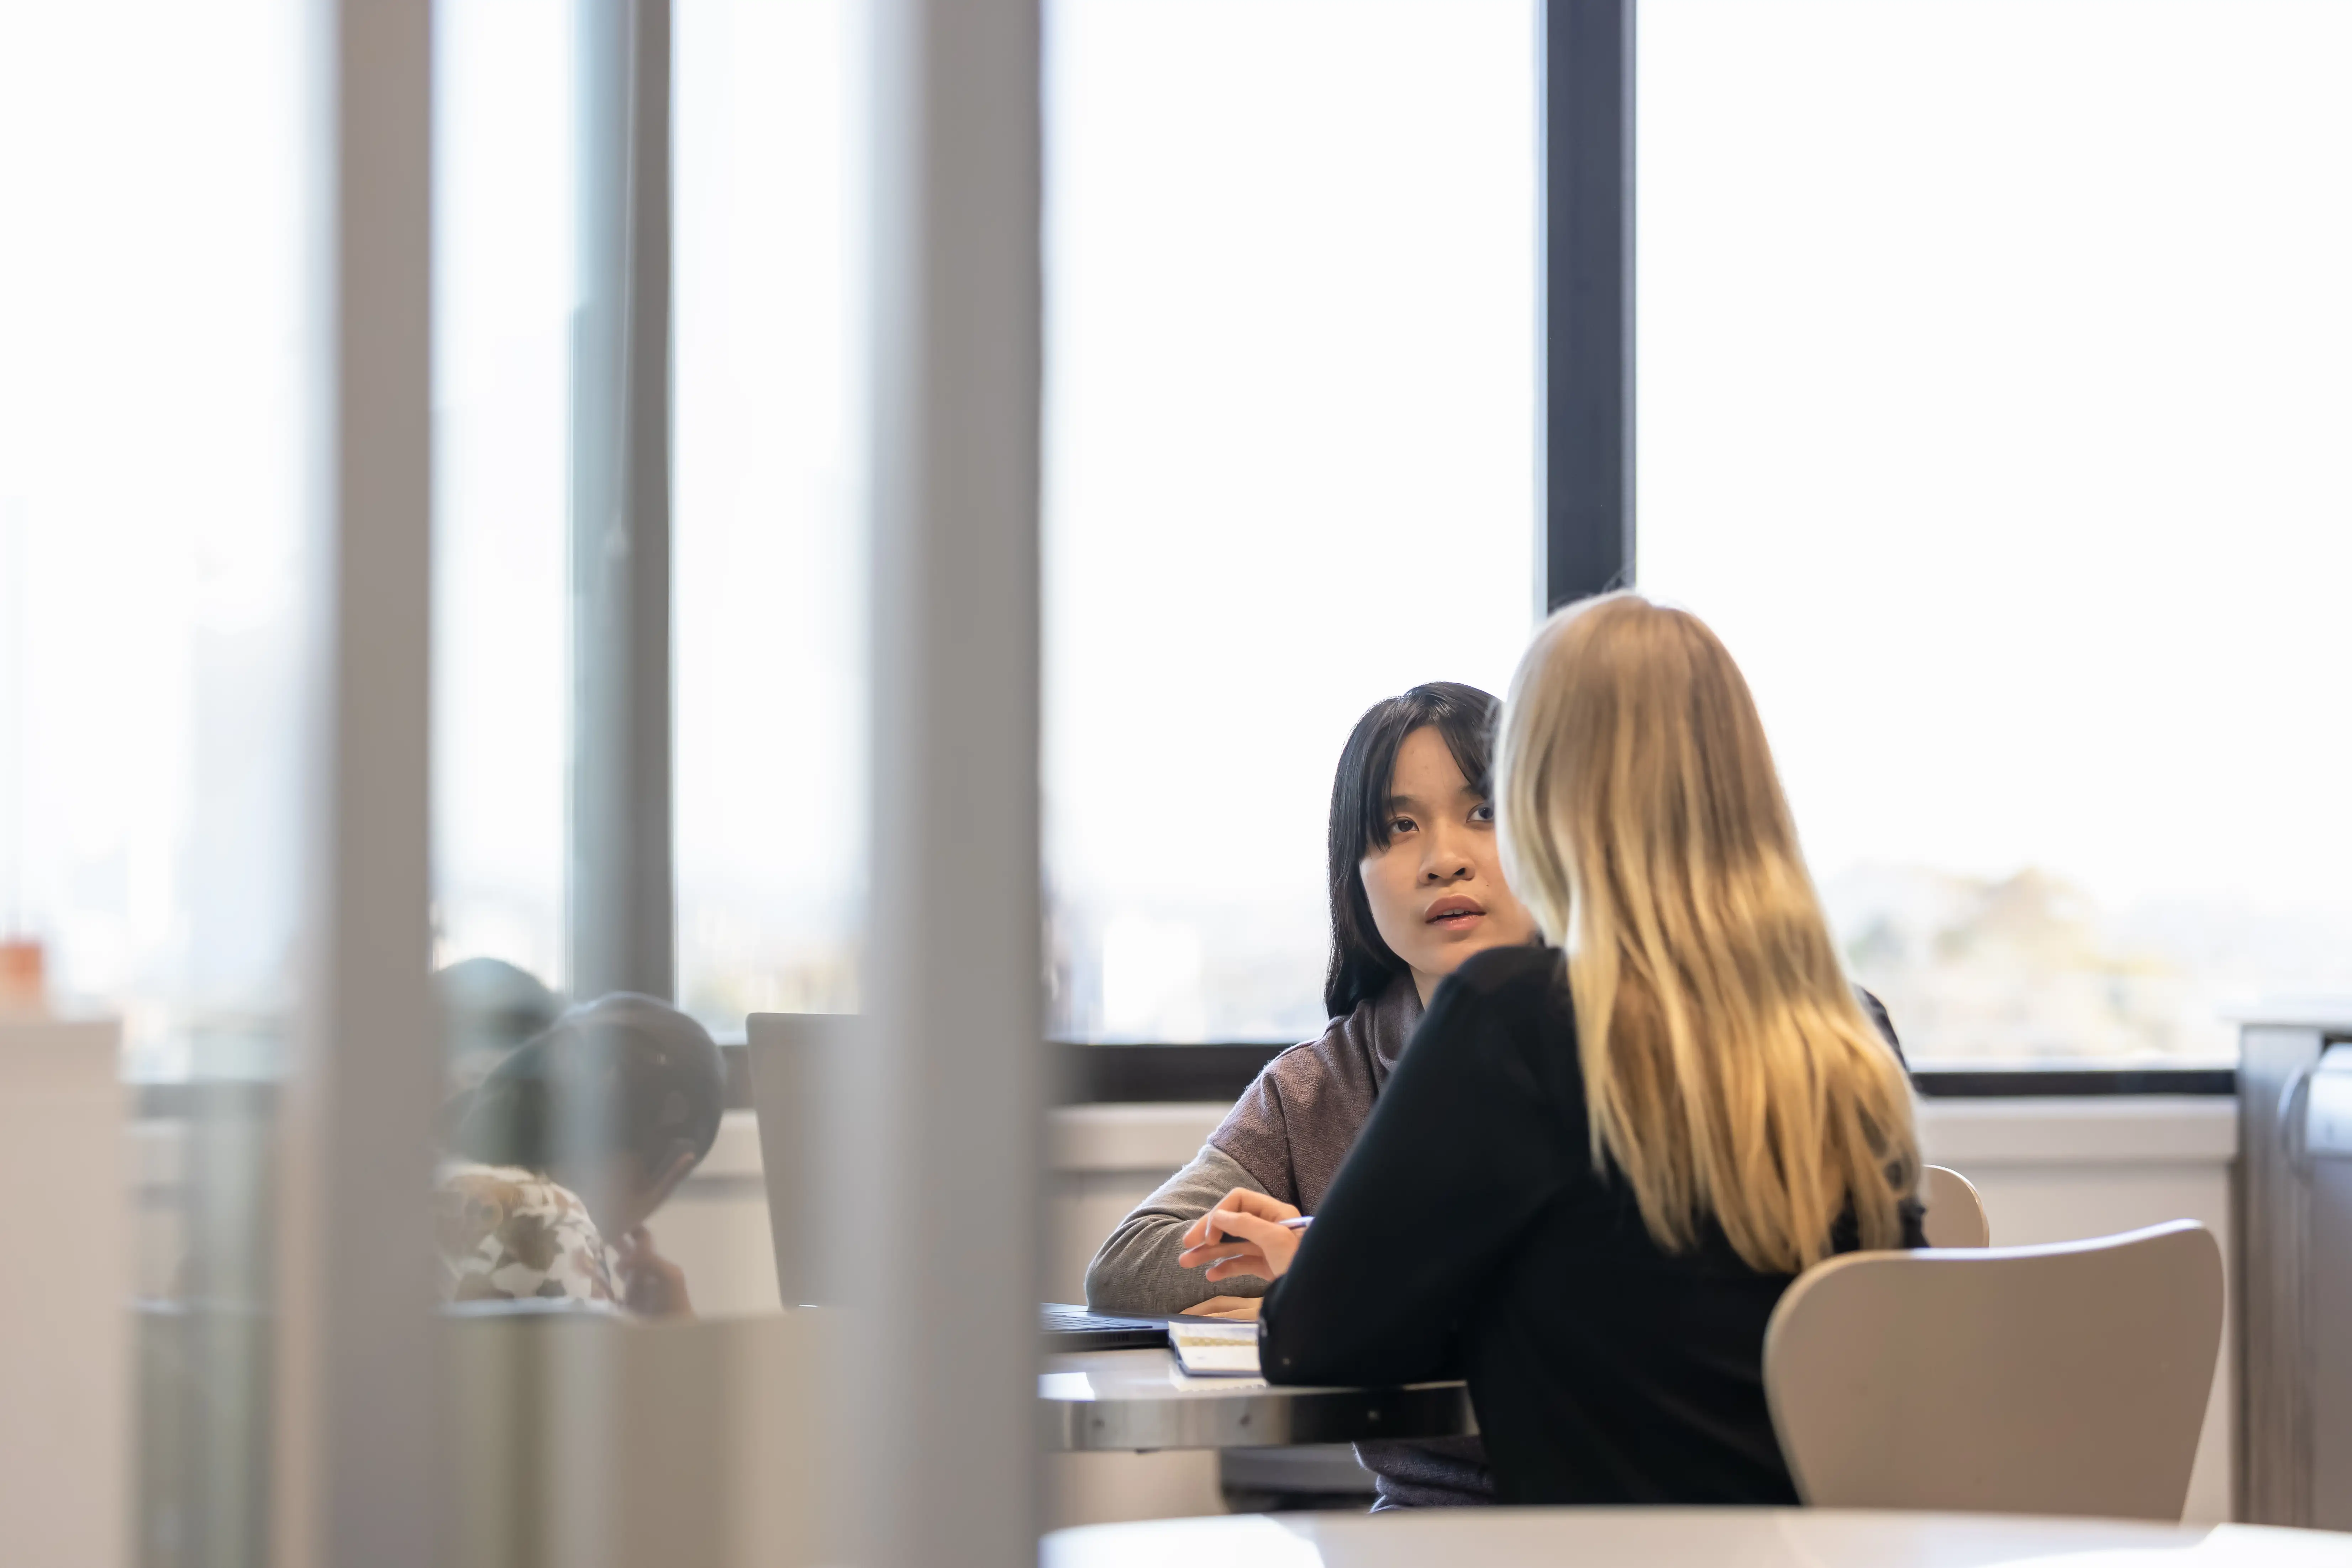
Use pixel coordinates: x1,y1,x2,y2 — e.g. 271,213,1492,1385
1259,960,1572,1387
1082,1144,1272,1315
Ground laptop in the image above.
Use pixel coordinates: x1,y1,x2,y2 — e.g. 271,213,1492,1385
1039,1303,1173,1353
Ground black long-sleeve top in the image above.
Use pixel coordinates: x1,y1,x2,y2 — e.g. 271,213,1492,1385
1258,943,1924,1506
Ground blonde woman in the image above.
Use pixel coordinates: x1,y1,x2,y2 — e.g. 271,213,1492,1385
1179,593,1922,1506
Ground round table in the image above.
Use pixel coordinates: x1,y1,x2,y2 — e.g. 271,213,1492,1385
1042,1507,2352,1567
1040,1346,1476,1452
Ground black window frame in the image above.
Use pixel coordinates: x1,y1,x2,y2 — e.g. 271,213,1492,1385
1047,0,1631,1075
561,0,2211,1099
1048,0,2227,1100
1050,0,1635,1083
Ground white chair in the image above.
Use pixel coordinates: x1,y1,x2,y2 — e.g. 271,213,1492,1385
1764,1219,2223,1520
745,1011,861,1307
1920,1164,1990,1248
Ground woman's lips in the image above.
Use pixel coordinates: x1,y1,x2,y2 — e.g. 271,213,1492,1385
1425,896,1485,927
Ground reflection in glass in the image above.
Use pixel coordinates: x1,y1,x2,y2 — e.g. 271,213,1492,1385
436,993,724,1319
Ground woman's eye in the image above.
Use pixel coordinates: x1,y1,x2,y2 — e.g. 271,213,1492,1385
1389,816,1417,835
1470,803,1495,824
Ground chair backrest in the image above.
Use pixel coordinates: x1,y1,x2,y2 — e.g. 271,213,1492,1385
1764,1219,2223,1520
744,1012,861,1307
1919,1164,1990,1248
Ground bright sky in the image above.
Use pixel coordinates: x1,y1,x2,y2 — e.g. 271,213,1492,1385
671,0,869,1021
0,0,309,1074
433,0,574,988
1043,0,1541,1037
1639,0,2352,919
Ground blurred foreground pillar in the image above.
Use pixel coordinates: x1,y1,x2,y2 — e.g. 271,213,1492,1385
272,2,438,1564
846,3,1044,1566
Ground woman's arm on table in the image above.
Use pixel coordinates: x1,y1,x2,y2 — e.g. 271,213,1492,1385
1083,1144,1275,1316
1258,957,1572,1387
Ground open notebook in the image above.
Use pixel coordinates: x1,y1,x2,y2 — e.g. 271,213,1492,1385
1168,1318,1262,1377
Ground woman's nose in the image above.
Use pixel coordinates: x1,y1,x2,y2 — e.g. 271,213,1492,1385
1420,840,1474,884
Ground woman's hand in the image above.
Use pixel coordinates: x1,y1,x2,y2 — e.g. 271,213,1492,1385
613,1224,694,1319
1179,1295,1263,1321
1177,1188,1304,1283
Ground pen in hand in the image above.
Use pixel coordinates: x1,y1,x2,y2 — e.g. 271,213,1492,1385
1206,1213,1310,1242
1181,1189,1312,1283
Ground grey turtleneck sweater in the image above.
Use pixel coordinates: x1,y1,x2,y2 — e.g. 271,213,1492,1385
1082,973,1494,1508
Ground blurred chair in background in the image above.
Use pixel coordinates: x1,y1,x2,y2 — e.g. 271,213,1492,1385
1919,1164,1990,1248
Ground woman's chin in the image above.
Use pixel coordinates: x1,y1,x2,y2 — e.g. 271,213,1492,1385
1419,926,1512,971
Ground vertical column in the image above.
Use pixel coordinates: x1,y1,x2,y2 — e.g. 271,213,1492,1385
571,0,676,1003
273,1,436,1564
851,3,1043,1566
2240,1024,2323,1522
1543,0,1636,609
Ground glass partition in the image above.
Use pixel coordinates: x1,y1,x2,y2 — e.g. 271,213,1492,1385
0,3,316,1562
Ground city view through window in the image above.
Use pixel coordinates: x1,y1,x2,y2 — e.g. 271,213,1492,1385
1640,0,2352,1061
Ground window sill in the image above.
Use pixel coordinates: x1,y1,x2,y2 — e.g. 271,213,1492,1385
1051,1042,2241,1107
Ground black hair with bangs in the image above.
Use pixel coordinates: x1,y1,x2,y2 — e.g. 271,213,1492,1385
1323,682,1503,1020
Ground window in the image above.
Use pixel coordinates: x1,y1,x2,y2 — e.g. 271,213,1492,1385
435,0,874,1039
1043,0,1542,1043
1639,0,2352,1060
2,5,316,1556
0,0,311,1080
672,0,866,1031
432,0,574,994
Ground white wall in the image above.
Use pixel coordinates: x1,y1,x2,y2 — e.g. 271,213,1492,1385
1917,1096,2238,1523
127,1095,2242,1527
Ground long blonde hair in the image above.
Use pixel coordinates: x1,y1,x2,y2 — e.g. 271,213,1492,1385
1495,592,1917,1273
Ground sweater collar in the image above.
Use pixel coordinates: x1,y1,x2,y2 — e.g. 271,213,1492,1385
1367,970,1425,1088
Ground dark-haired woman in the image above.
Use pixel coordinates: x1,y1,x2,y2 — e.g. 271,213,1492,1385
1084,681,1538,1506
435,991,728,1318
